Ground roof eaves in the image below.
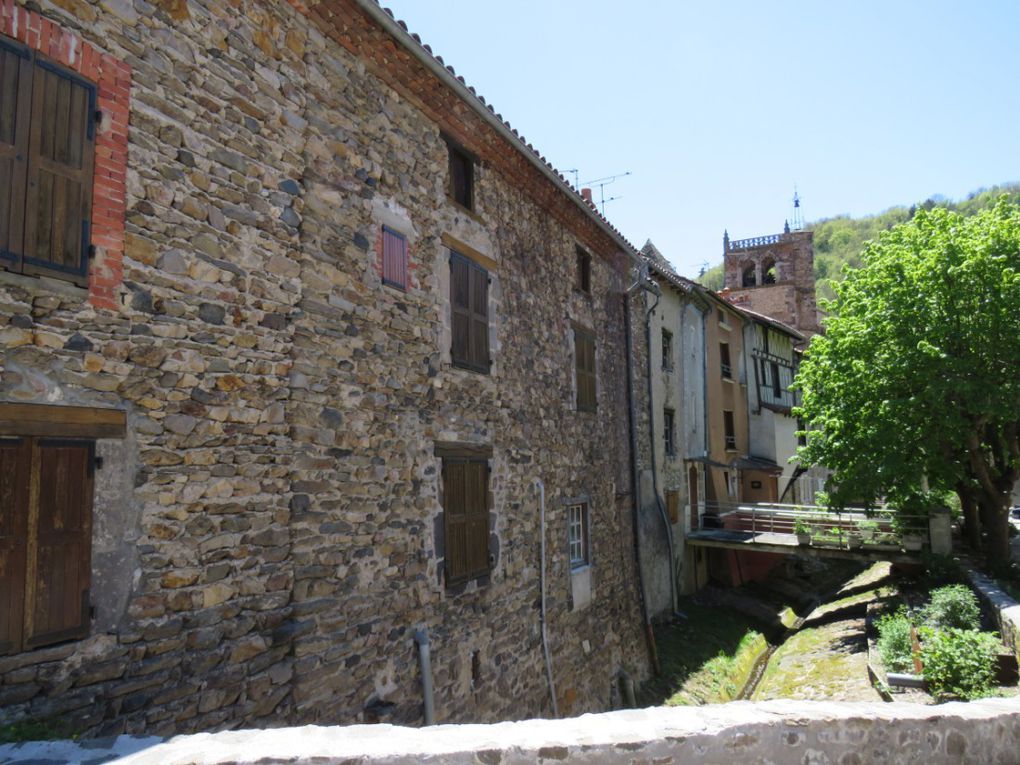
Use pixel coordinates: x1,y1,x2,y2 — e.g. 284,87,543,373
356,0,640,263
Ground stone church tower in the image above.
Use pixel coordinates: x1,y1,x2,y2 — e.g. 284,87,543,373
721,226,821,337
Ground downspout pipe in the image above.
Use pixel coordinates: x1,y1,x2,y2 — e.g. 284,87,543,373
535,478,559,717
413,629,435,725
624,282,660,675
643,283,680,616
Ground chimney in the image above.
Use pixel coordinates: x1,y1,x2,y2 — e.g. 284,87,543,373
581,188,593,206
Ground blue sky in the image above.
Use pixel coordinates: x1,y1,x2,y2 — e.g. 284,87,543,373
380,2,1020,277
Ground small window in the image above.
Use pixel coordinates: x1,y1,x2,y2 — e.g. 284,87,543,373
661,329,673,371
450,251,490,373
575,328,597,412
575,246,591,293
664,408,676,456
568,502,589,569
441,456,490,586
446,139,474,210
381,226,408,290
723,410,736,451
720,342,732,379
0,40,97,287
665,489,680,524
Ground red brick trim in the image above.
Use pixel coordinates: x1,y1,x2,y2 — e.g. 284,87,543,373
0,1,130,311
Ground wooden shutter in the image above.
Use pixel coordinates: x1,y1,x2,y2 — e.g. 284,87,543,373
382,226,407,289
443,458,490,586
22,57,95,287
0,439,29,654
25,439,93,649
575,329,596,411
448,145,473,209
450,252,490,373
0,38,32,274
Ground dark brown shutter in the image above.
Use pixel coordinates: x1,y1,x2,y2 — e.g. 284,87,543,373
450,252,490,373
442,458,489,586
576,329,596,411
22,57,95,287
448,145,473,209
26,439,93,649
0,39,32,274
0,438,29,654
382,226,407,289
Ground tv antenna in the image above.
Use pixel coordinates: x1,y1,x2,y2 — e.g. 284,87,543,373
565,168,580,190
581,171,631,215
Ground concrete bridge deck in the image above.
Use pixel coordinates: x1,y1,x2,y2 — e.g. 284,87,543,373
686,528,922,565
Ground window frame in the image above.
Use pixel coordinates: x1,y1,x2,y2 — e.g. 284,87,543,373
0,37,97,288
440,454,491,588
663,408,676,457
449,250,491,374
444,135,475,211
567,502,590,570
661,328,673,371
723,409,737,452
720,342,732,380
575,245,591,294
381,225,408,291
574,326,597,412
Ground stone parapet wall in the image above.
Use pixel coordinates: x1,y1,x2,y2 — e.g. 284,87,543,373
4,699,1018,764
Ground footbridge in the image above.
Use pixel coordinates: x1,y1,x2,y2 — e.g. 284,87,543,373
686,503,951,565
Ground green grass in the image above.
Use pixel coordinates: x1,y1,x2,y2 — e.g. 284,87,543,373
638,599,769,706
0,717,80,744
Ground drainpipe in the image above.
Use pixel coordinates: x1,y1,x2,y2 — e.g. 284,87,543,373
413,629,435,725
535,478,558,717
643,283,680,616
624,283,660,675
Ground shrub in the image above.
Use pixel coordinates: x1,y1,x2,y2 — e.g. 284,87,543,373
875,609,914,672
920,628,1000,700
920,585,980,631
921,553,965,586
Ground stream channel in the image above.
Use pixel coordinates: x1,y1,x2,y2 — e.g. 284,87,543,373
644,560,891,706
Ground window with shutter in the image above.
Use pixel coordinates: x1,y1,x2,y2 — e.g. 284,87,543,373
575,328,597,412
381,226,408,290
575,246,591,294
0,436,93,655
450,251,490,373
442,457,490,586
0,38,96,287
445,138,474,210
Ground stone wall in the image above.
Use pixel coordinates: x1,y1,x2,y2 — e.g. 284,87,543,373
4,698,1018,764
0,0,650,736
723,230,820,337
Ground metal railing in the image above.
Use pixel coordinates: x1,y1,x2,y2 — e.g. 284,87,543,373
691,501,930,552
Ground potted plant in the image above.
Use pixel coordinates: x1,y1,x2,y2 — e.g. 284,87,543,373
794,517,811,545
902,532,925,552
858,519,879,542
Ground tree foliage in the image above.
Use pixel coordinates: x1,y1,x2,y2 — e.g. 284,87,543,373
794,199,1020,568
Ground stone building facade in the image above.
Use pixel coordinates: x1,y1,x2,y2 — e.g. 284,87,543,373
0,0,650,737
721,229,820,337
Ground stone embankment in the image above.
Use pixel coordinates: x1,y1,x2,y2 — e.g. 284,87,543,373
3,699,1018,764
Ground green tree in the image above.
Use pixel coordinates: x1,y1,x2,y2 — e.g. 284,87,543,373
794,199,1020,569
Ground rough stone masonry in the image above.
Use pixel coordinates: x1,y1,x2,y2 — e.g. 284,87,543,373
0,0,650,736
